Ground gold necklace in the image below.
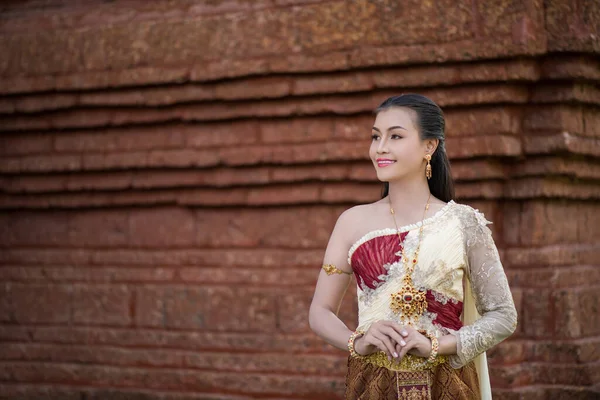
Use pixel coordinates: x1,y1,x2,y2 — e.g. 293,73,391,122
389,193,431,326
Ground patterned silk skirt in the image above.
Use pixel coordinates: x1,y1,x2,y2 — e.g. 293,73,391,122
345,356,480,400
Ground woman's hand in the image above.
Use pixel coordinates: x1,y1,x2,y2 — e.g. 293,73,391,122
353,320,406,361
398,326,433,359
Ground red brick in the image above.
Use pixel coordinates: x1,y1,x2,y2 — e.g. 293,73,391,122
333,115,373,140
3,211,71,246
491,387,547,400
553,287,600,338
0,157,20,173
0,342,345,375
489,363,534,388
455,181,504,200
447,135,522,159
194,206,335,248
179,267,317,287
506,178,600,200
541,56,600,81
9,283,72,323
293,71,373,96
0,134,54,156
525,338,600,364
271,164,349,183
185,121,260,148
506,266,600,289
129,207,195,247
486,340,526,365
524,132,600,157
19,154,81,173
532,82,600,104
523,105,584,133
260,117,334,144
505,243,600,268
1,362,346,395
72,284,131,326
215,76,291,100
0,326,31,342
0,248,92,266
82,151,148,170
0,384,82,400
68,210,129,247
509,201,600,246
30,326,333,354
178,187,249,206
1,174,68,193
55,126,185,153
451,160,507,181
530,362,597,386
521,288,553,338
135,286,276,331
147,149,220,168
65,172,132,191
347,163,377,181
511,157,600,180
321,182,380,203
445,107,521,137
0,266,174,283
246,183,321,205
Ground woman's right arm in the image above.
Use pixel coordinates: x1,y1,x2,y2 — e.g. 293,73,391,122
308,209,356,351
309,208,404,359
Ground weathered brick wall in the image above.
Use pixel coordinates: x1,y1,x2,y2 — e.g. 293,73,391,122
0,1,598,399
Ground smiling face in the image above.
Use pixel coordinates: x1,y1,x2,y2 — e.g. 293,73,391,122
370,107,432,183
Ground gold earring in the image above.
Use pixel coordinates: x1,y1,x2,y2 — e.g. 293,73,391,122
424,154,432,180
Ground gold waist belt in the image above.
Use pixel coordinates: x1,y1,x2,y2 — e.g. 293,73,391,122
355,351,448,372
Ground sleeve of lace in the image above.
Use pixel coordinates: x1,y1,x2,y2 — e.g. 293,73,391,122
448,208,518,369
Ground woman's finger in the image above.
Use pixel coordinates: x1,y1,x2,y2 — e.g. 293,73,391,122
372,331,398,359
381,326,404,348
369,335,393,359
398,339,415,360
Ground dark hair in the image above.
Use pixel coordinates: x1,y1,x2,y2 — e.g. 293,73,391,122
375,94,455,202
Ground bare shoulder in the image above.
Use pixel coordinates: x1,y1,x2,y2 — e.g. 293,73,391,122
337,202,372,226
335,200,386,244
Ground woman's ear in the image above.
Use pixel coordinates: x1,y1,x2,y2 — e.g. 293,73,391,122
426,139,439,154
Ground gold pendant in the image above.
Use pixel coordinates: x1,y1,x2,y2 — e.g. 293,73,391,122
390,275,427,325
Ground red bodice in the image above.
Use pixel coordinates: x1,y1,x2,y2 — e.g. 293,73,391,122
350,232,463,331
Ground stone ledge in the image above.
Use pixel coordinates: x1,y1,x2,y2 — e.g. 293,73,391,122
1,178,598,210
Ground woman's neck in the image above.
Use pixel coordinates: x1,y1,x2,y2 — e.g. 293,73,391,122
386,175,432,212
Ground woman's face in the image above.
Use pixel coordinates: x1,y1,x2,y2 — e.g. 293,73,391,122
369,107,431,183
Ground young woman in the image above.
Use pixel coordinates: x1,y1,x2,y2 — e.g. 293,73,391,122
308,94,517,400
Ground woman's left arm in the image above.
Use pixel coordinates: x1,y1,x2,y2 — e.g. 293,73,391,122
448,209,518,368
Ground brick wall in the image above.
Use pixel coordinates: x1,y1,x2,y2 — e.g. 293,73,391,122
0,1,599,399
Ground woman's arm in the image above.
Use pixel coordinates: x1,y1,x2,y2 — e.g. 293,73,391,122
308,209,356,351
309,208,405,359
448,208,518,368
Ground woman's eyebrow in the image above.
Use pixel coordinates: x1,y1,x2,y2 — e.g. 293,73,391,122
372,126,407,132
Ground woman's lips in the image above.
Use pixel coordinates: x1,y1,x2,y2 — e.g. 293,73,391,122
377,160,396,168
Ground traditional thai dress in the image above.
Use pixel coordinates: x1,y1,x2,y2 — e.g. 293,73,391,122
345,200,517,400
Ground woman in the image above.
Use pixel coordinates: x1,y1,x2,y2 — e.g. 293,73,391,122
308,94,517,400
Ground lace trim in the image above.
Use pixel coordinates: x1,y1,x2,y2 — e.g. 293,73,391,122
347,200,456,264
448,204,518,368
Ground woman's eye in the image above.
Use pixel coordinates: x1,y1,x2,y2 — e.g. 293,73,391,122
391,134,402,139
371,134,380,140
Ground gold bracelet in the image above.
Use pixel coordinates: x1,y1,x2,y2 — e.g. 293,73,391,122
418,330,439,364
347,329,365,357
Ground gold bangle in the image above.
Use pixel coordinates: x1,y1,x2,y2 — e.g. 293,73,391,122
419,330,439,364
347,329,365,357
322,263,352,276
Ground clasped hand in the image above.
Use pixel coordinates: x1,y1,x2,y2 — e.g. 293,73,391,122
354,320,432,361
